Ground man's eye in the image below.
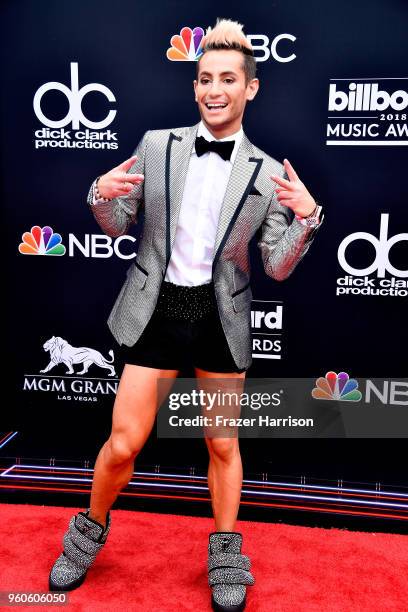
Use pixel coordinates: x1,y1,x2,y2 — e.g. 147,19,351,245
199,77,234,84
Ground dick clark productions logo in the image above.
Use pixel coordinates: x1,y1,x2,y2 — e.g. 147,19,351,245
33,62,118,150
337,214,408,297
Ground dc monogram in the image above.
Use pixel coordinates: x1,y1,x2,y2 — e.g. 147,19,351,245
338,214,408,278
33,62,117,130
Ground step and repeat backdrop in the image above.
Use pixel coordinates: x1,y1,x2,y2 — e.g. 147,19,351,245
1,0,407,485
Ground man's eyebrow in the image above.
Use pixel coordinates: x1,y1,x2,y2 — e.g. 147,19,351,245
199,70,238,77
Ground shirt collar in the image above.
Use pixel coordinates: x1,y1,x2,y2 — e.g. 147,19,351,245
196,121,243,164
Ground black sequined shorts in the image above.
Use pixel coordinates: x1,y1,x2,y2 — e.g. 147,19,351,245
116,281,246,373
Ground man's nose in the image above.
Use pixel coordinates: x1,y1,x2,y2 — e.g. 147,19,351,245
208,81,224,96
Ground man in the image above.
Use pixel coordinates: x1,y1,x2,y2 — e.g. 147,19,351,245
49,19,322,611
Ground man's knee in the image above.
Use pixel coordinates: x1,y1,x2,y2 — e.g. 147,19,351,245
206,437,239,462
106,434,141,466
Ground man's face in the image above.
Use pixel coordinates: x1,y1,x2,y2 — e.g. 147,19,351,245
194,49,259,138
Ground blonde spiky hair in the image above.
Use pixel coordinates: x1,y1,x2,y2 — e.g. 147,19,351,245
199,18,256,82
203,18,253,54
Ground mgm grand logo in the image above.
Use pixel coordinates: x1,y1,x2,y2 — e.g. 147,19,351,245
23,336,119,402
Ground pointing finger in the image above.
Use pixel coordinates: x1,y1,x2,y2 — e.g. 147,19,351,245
283,158,300,182
271,174,293,190
117,155,138,172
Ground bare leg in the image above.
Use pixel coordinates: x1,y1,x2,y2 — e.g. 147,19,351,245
195,367,246,532
89,364,178,527
206,437,242,532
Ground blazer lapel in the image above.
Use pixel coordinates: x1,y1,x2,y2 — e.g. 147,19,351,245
212,134,263,274
165,124,198,267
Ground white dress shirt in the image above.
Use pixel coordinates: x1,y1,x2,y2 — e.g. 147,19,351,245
165,122,243,286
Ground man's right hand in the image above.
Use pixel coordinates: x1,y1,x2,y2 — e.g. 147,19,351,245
97,155,144,200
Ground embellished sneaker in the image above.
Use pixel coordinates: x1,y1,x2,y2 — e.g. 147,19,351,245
49,510,110,591
208,532,254,611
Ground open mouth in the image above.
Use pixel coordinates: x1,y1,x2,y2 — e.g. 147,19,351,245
205,103,228,112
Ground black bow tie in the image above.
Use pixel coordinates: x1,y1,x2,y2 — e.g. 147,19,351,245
195,135,235,161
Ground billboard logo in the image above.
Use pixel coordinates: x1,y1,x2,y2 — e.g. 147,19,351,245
329,83,408,112
326,78,408,146
312,371,362,402
251,301,283,360
19,226,65,256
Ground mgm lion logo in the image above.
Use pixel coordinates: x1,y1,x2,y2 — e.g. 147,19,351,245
40,336,116,377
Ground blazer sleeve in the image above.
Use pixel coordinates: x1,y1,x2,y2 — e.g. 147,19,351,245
257,173,322,281
86,131,149,238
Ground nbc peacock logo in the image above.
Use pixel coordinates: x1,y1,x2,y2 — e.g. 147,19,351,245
18,226,66,256
312,371,362,402
167,26,205,61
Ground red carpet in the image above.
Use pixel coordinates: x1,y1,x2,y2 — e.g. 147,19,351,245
1,504,408,611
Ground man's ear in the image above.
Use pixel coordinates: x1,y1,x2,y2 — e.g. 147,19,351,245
246,78,259,101
193,79,198,102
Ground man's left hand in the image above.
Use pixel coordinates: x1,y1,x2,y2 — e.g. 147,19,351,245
271,159,316,218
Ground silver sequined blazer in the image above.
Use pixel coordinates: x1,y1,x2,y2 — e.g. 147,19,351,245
87,123,320,370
